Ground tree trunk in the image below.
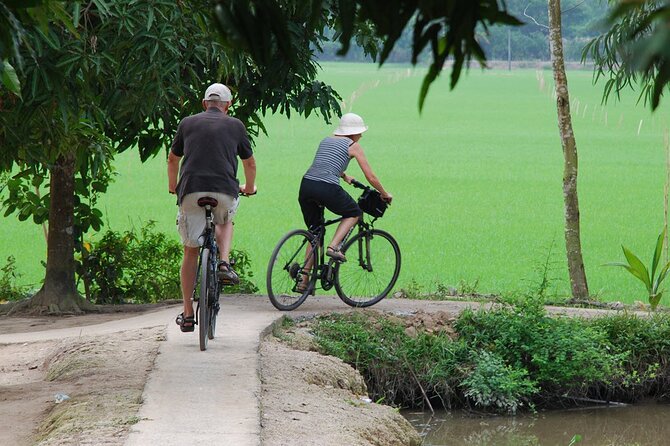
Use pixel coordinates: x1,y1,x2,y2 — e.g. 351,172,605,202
548,0,589,299
20,153,94,314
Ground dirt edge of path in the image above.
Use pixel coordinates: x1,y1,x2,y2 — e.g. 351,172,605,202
0,326,164,446
258,319,422,446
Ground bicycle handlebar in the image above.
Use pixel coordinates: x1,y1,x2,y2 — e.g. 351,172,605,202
239,184,257,197
350,179,370,190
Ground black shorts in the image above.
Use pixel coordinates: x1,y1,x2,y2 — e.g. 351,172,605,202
298,178,362,230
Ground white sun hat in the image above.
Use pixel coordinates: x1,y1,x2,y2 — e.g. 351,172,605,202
203,83,232,102
333,113,368,136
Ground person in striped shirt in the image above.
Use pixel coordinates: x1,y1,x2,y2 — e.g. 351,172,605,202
299,113,392,268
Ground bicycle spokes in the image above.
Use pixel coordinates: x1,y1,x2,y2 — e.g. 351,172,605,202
334,229,401,308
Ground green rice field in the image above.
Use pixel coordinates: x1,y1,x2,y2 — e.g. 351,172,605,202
3,62,670,304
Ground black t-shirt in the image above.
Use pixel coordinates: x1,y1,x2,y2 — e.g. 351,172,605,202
171,108,253,203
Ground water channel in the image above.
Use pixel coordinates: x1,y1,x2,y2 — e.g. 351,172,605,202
404,403,670,445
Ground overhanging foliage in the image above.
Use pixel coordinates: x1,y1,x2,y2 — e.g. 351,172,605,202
214,0,522,111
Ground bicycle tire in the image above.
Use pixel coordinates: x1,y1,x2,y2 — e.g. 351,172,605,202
207,248,219,340
199,247,211,351
267,229,317,311
334,229,401,307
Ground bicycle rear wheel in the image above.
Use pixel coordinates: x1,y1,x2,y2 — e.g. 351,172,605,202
267,229,317,311
334,229,401,307
199,247,211,351
207,250,220,341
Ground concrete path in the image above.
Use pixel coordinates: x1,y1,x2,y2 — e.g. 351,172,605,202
125,297,279,446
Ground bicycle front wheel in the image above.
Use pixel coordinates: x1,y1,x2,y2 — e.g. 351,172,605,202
199,247,211,351
335,229,401,307
267,229,317,311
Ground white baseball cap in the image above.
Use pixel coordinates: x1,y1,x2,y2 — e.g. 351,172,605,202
333,113,368,136
203,83,232,102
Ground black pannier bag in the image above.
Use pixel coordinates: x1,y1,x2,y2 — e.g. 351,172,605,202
358,189,387,218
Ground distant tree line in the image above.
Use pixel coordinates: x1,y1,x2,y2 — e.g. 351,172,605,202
318,0,610,63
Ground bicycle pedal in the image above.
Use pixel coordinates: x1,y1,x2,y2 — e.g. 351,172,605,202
220,279,239,286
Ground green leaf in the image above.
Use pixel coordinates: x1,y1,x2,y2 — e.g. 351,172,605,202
1,60,21,97
147,8,155,31
622,246,652,291
73,3,81,28
650,292,663,310
418,65,439,112
50,3,78,36
651,227,666,281
653,262,670,294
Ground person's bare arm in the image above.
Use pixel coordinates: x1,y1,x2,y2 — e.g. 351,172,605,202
167,151,181,194
340,172,355,184
240,155,257,195
349,143,392,202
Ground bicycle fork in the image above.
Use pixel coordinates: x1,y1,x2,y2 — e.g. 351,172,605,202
357,231,373,272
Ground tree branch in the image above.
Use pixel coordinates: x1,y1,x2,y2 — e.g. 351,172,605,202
524,4,549,29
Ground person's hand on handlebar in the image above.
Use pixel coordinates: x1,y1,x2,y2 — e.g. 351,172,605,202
239,184,257,196
381,192,393,204
342,174,355,185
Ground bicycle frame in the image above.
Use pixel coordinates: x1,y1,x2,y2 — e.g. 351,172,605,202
307,215,376,289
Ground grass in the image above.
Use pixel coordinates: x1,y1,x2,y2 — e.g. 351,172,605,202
2,62,670,304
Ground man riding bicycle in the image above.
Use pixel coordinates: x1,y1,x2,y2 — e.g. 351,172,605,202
168,83,257,332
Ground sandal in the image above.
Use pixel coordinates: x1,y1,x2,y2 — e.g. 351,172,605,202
175,312,195,332
326,246,346,262
218,261,240,285
295,269,311,293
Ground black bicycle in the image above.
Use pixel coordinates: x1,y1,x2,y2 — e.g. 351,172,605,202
267,180,401,311
192,196,221,351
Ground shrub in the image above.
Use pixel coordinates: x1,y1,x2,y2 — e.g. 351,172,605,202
77,221,257,304
590,313,670,400
228,248,259,294
0,255,29,302
454,298,625,393
77,222,181,304
461,350,537,414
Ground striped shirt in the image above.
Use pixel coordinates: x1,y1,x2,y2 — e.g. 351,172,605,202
303,137,352,185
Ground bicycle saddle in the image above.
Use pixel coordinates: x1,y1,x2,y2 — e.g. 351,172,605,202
197,197,218,208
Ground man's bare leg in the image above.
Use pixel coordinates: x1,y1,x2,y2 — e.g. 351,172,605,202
181,246,199,317
216,221,234,263
215,221,239,283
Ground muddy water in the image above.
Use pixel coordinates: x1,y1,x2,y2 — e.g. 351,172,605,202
404,404,670,445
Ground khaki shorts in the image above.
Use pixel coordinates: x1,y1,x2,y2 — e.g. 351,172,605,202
177,192,238,247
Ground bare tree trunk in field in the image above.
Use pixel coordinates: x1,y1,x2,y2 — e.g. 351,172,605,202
664,128,669,263
548,0,589,299
10,153,94,314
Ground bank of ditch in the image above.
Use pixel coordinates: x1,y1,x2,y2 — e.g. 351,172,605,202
272,299,670,417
